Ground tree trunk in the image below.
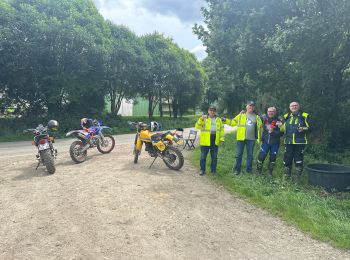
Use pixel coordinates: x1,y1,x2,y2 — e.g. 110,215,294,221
109,82,116,114
172,99,178,118
115,94,124,116
159,89,163,117
148,94,153,118
168,97,172,118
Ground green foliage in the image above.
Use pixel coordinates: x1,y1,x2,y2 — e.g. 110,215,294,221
0,1,206,120
191,133,350,249
104,22,150,115
194,0,350,150
140,33,205,118
1,0,109,116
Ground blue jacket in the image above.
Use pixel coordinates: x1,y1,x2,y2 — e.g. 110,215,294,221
260,115,281,145
282,112,310,144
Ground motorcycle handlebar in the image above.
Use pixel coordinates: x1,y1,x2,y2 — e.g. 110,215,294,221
23,128,37,133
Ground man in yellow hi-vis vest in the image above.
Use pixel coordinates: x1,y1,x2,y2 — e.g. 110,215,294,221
222,101,262,175
195,106,225,175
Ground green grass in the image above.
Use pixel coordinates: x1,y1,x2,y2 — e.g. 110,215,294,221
191,133,350,249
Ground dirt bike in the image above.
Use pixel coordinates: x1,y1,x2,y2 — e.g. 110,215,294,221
66,120,115,163
24,121,58,174
130,121,184,170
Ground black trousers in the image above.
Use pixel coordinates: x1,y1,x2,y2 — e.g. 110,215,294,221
283,144,305,168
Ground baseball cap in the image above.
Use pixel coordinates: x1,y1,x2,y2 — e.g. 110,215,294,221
246,101,255,106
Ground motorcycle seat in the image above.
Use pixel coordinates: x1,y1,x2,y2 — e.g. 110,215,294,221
151,133,162,142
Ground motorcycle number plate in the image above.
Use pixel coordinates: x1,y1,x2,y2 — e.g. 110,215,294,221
38,143,50,151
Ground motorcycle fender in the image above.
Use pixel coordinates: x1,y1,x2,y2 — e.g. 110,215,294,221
136,137,143,150
38,143,50,151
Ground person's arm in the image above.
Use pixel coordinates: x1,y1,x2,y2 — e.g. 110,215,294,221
277,114,287,132
224,114,239,127
219,119,225,143
257,116,263,143
299,112,311,132
195,115,206,130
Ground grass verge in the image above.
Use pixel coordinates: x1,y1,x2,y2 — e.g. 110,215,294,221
191,133,350,249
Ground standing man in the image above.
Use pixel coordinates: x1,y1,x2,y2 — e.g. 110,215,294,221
223,101,262,175
277,101,310,180
256,106,282,177
195,105,225,176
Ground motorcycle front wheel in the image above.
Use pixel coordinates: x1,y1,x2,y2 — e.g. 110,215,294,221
97,135,115,154
133,148,140,163
133,134,140,164
69,140,87,163
41,149,55,174
162,146,184,170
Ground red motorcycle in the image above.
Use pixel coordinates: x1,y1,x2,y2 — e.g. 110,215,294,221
24,120,59,174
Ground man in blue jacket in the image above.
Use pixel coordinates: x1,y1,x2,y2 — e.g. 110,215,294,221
277,101,310,180
257,106,282,177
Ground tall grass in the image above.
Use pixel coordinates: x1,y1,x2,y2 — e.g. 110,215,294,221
191,133,350,249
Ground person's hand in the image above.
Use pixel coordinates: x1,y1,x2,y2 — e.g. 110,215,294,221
201,114,207,120
268,128,273,133
276,121,283,128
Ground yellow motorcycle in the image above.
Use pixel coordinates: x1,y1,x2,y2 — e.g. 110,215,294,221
130,121,184,170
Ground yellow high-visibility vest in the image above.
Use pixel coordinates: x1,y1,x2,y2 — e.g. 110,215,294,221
195,117,225,146
224,113,262,143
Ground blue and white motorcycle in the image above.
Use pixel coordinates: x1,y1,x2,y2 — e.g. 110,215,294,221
66,120,115,163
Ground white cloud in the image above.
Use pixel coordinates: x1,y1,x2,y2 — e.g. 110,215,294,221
93,0,207,60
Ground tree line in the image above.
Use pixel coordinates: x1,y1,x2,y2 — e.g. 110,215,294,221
194,0,350,151
0,0,206,118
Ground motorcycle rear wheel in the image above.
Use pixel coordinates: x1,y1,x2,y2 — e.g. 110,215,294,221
41,149,55,174
69,140,87,163
162,146,184,170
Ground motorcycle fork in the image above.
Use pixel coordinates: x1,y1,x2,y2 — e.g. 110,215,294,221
49,142,57,158
98,133,104,145
135,136,143,151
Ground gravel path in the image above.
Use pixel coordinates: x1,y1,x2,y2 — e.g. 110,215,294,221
0,140,349,260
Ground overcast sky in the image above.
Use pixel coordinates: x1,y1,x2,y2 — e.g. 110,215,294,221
92,0,207,60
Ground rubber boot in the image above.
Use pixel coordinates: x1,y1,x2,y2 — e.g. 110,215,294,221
284,166,291,181
257,160,263,175
295,166,303,183
268,162,275,178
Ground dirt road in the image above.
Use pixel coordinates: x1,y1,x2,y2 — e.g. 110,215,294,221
0,136,349,259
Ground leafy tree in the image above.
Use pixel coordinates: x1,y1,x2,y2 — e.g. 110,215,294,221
140,33,205,118
1,0,109,116
140,33,176,118
104,22,150,115
194,0,350,149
